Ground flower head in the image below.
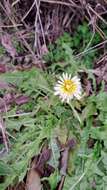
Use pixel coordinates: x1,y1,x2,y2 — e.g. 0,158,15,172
54,73,82,103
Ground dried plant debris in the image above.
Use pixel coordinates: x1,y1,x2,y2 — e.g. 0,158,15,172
0,0,107,59
26,158,42,190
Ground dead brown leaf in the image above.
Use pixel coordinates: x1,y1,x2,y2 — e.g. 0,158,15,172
58,138,76,190
26,159,42,190
35,148,54,177
15,95,30,105
0,64,7,73
0,93,30,113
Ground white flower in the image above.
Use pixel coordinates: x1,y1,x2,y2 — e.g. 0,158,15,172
54,73,82,103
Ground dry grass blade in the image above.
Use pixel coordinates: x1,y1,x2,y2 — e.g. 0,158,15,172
12,0,21,7
41,0,80,7
0,2,36,58
21,1,35,22
34,0,46,56
75,39,107,57
0,24,22,28
87,4,107,25
85,15,106,39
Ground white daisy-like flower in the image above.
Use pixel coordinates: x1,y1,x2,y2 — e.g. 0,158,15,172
54,73,82,103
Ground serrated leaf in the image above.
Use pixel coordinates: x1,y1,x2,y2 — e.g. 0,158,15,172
0,161,13,175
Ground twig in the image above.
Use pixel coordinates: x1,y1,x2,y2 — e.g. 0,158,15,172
41,0,79,7
95,24,106,39
85,6,106,39
85,15,106,39
68,0,79,7
58,176,65,190
0,2,36,58
34,0,46,56
0,24,22,28
96,53,107,65
88,4,107,25
12,0,21,7
34,0,41,55
21,1,35,22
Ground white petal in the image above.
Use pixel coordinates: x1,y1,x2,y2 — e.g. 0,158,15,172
72,76,80,82
58,80,63,84
75,88,82,94
54,85,61,89
63,73,68,80
77,85,82,90
74,94,81,100
54,87,60,91
59,76,64,82
55,83,62,87
54,91,60,95
68,74,71,79
65,73,68,79
62,73,66,79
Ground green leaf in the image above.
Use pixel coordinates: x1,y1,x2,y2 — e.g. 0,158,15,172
47,170,60,190
0,161,13,175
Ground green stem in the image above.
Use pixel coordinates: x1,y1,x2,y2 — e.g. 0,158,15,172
69,171,86,190
68,102,82,124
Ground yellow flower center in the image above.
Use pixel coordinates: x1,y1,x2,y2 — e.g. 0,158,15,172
61,79,77,94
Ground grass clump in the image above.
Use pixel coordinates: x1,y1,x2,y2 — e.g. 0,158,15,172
44,23,102,69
